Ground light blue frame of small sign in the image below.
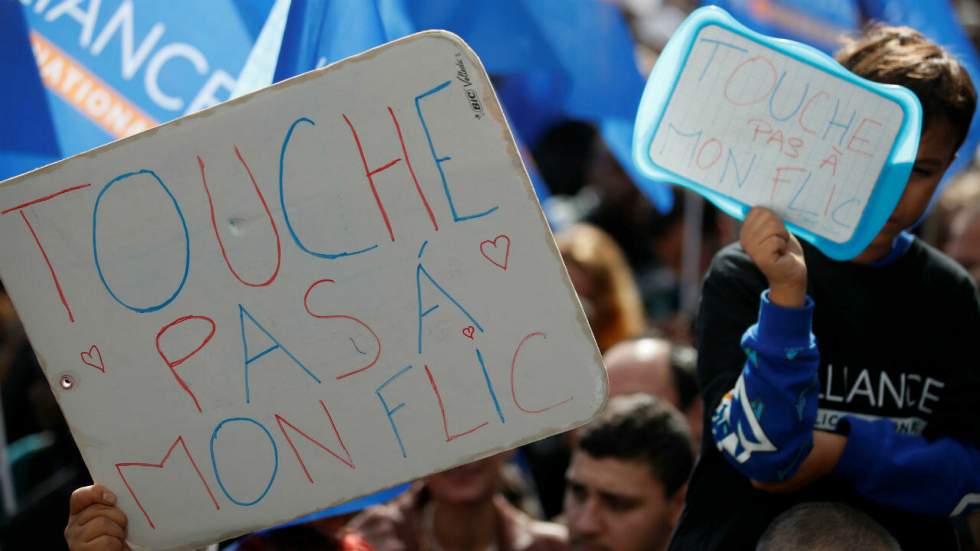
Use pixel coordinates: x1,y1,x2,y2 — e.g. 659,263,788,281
632,6,922,261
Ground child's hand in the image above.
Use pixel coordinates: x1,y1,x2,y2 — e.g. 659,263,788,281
751,430,847,493
65,484,130,551
740,207,807,308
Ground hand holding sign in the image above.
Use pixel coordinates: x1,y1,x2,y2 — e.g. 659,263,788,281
632,7,922,260
65,485,129,551
740,207,807,308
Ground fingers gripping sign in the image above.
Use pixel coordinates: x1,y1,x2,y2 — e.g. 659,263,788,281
740,207,807,308
66,484,130,551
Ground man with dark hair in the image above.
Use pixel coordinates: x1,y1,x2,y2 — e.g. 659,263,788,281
756,502,901,551
564,393,694,551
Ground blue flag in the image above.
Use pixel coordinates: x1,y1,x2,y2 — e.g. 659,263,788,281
409,0,672,211
701,0,861,52
0,3,61,180
272,0,671,211
12,0,273,165
274,0,401,81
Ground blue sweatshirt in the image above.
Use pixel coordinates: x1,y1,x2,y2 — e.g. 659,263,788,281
712,291,980,517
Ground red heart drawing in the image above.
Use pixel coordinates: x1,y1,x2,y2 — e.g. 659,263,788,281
80,345,105,373
480,235,511,271
462,326,476,340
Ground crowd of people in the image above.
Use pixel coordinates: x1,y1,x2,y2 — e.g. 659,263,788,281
1,2,979,550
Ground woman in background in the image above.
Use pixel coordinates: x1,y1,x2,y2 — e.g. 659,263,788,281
556,223,646,352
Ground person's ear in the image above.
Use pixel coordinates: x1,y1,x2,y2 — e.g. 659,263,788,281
668,482,687,525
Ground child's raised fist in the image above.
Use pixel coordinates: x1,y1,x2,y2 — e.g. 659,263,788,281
739,207,807,308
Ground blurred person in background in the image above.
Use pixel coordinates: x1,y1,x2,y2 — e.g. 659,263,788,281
526,222,646,519
946,197,980,283
348,452,567,551
564,393,693,551
231,510,372,551
227,454,541,549
931,167,980,283
603,337,703,453
538,124,733,343
237,524,373,551
556,223,646,353
522,333,702,521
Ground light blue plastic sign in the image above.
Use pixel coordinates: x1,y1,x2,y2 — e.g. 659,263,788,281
633,6,922,260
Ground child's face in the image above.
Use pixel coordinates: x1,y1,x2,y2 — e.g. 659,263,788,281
854,119,960,263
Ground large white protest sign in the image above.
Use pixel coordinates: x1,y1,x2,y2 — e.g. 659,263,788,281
0,31,605,550
633,7,922,260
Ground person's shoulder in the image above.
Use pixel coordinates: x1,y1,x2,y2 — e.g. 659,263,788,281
703,242,767,296
908,239,978,293
347,487,421,551
521,519,568,551
339,532,378,551
347,491,413,528
494,496,568,551
707,242,755,277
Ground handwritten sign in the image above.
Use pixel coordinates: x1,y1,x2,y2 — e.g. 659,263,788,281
633,7,922,260
0,31,605,550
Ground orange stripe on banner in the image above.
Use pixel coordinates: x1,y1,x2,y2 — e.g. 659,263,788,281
30,31,159,140
747,0,845,48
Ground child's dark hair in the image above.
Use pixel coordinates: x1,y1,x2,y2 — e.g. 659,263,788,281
836,24,977,150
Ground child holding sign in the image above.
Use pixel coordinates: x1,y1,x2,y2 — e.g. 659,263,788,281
669,25,980,550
